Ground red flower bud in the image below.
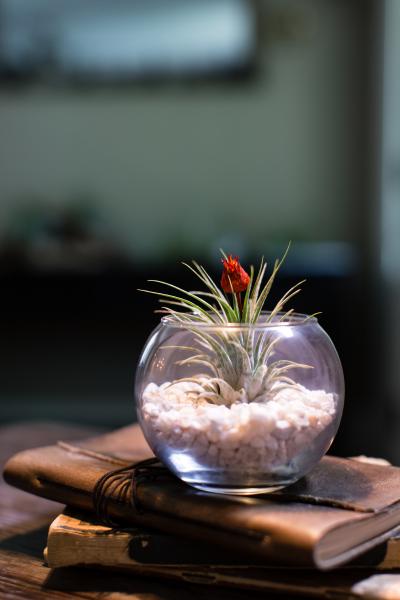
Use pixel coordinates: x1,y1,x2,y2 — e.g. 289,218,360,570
221,255,250,294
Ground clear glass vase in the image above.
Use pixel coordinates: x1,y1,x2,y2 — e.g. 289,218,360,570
135,313,344,495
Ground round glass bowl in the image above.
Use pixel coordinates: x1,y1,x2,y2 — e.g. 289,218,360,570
135,313,344,495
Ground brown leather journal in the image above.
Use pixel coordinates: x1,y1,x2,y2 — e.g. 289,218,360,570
4,424,400,570
43,511,400,599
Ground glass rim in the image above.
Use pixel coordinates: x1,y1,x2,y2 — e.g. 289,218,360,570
160,311,318,330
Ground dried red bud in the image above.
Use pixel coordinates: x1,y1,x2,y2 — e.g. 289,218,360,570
221,255,250,294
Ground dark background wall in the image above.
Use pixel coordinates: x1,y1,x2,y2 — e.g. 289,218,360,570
1,0,396,460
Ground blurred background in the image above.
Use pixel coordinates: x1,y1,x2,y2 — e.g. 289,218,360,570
0,0,399,460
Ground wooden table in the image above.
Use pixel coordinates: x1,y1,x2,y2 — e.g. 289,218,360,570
1,422,284,600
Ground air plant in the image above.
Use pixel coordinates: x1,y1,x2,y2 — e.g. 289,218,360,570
140,245,314,405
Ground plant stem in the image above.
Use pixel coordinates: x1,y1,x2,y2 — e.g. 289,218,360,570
236,292,243,317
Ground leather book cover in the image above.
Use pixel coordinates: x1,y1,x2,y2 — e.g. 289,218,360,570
4,424,400,570
44,511,400,600
45,508,400,570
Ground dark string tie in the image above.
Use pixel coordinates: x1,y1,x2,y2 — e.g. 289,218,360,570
93,457,168,525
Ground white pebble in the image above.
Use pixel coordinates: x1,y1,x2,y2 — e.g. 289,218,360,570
248,435,263,448
142,380,336,471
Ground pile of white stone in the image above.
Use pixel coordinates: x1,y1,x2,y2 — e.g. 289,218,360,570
141,379,336,470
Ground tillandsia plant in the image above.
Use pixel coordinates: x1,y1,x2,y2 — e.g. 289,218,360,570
140,245,315,406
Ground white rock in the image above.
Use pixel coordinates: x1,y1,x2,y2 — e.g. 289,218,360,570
264,434,278,451
250,436,264,448
207,444,219,458
274,419,294,440
142,380,336,472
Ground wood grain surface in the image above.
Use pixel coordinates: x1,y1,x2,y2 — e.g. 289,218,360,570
0,422,283,600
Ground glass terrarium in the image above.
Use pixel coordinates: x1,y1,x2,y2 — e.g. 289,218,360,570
135,251,344,495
